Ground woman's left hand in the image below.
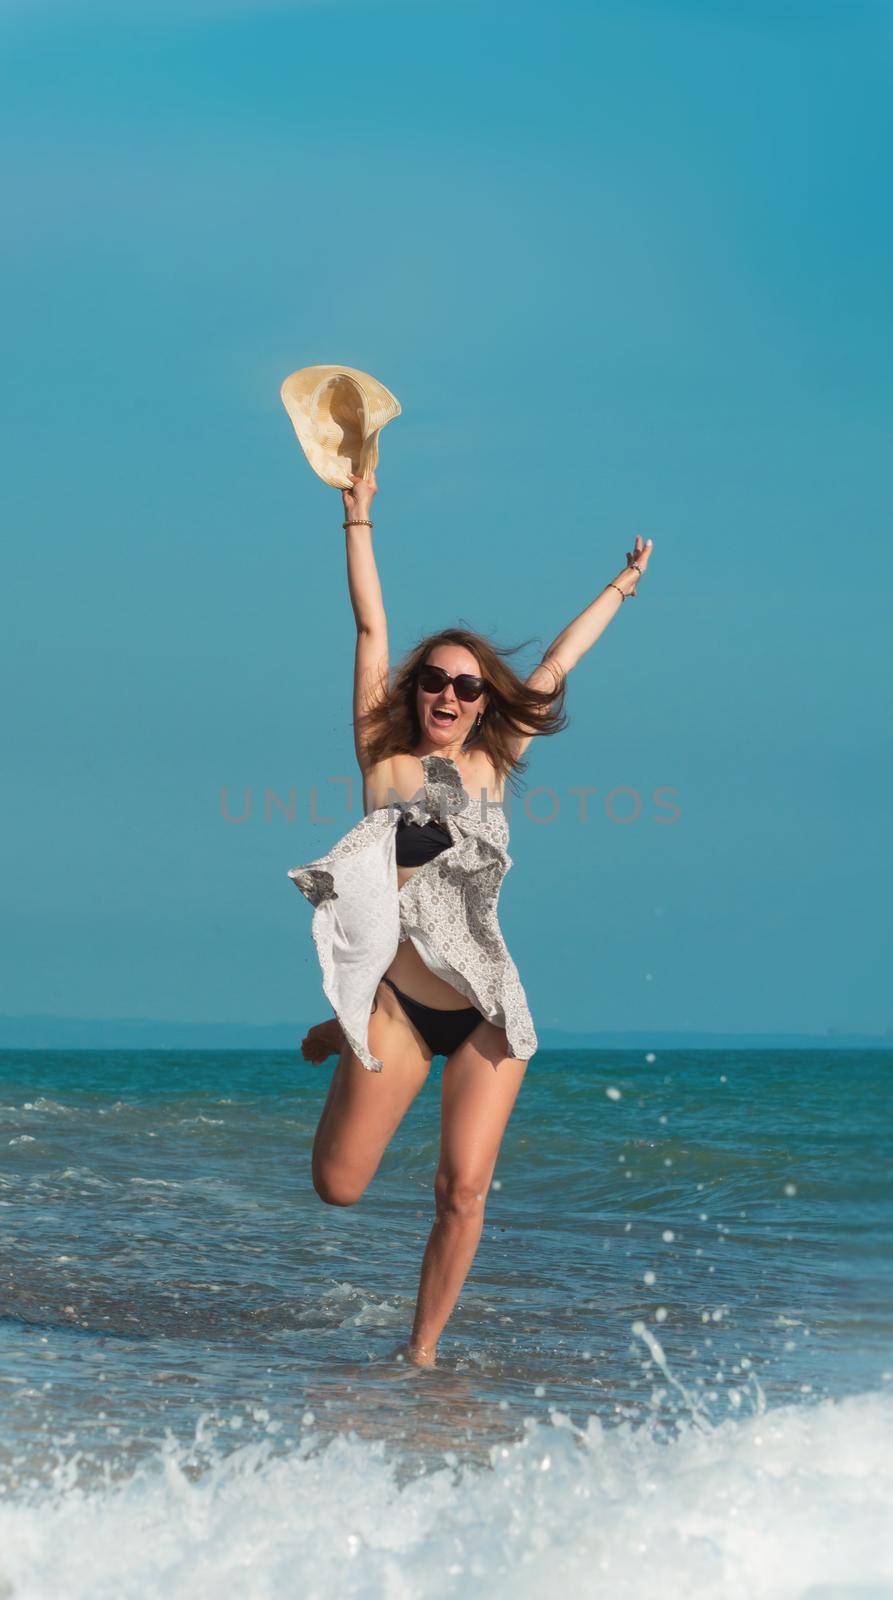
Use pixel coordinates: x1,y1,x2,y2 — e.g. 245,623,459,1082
625,534,653,591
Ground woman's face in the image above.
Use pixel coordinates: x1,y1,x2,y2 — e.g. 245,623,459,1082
416,644,487,752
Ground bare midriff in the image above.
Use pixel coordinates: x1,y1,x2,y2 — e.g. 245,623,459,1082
377,752,502,1010
381,862,475,1009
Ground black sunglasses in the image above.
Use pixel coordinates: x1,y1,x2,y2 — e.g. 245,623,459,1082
418,664,487,702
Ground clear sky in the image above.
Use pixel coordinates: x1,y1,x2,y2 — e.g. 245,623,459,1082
3,0,890,1036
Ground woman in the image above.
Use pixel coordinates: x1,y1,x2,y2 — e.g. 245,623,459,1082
291,470,652,1367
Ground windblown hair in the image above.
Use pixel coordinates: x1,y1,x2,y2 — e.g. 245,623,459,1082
357,626,569,793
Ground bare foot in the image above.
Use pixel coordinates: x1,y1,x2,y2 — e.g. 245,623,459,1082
300,1018,344,1064
404,1341,437,1369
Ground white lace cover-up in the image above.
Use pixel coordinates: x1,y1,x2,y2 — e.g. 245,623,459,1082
287,754,537,1071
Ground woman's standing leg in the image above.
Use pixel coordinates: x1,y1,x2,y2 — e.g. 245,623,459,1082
407,1022,527,1366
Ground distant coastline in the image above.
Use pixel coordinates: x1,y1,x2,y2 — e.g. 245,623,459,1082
1,1015,890,1051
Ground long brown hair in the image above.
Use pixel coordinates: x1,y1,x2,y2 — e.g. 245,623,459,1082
358,626,569,793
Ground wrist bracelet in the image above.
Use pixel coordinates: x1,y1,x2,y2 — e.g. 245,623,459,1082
343,519,373,528
608,583,627,602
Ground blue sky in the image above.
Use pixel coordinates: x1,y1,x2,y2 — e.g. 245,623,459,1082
3,0,890,1035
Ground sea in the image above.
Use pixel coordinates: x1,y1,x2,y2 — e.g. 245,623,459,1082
1,1046,891,1600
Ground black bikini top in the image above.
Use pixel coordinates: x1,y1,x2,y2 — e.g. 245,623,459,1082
395,814,453,867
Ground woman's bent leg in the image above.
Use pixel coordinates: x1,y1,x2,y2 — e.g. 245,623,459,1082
312,981,433,1207
407,1021,527,1364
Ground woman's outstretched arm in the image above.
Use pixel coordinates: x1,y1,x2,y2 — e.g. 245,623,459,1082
538,534,653,675
510,534,654,760
342,472,389,772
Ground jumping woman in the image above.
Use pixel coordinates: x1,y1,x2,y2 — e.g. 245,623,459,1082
290,469,652,1367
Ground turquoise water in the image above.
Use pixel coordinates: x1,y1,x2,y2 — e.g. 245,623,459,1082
1,1048,892,1598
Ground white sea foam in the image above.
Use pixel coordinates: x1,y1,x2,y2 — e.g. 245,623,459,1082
0,1391,891,1599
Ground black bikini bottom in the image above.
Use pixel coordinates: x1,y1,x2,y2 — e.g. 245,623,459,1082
378,976,483,1058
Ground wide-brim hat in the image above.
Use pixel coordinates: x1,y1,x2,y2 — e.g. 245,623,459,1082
280,364,401,490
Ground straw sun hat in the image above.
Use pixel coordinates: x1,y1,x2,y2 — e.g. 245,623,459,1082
280,364,401,490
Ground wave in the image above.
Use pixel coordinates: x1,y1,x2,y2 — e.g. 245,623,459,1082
1,1390,891,1599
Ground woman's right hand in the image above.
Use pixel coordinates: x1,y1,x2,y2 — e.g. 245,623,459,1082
300,1017,345,1064
342,470,378,525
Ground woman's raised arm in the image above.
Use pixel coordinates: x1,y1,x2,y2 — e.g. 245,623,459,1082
342,472,389,772
508,534,654,762
537,533,653,676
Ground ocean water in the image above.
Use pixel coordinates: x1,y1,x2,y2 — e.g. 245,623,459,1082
1,1046,891,1600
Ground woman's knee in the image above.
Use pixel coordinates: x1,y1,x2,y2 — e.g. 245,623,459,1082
434,1168,490,1220
312,1160,365,1208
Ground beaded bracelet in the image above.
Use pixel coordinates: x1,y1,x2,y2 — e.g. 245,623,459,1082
608,561,643,602
343,519,373,529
